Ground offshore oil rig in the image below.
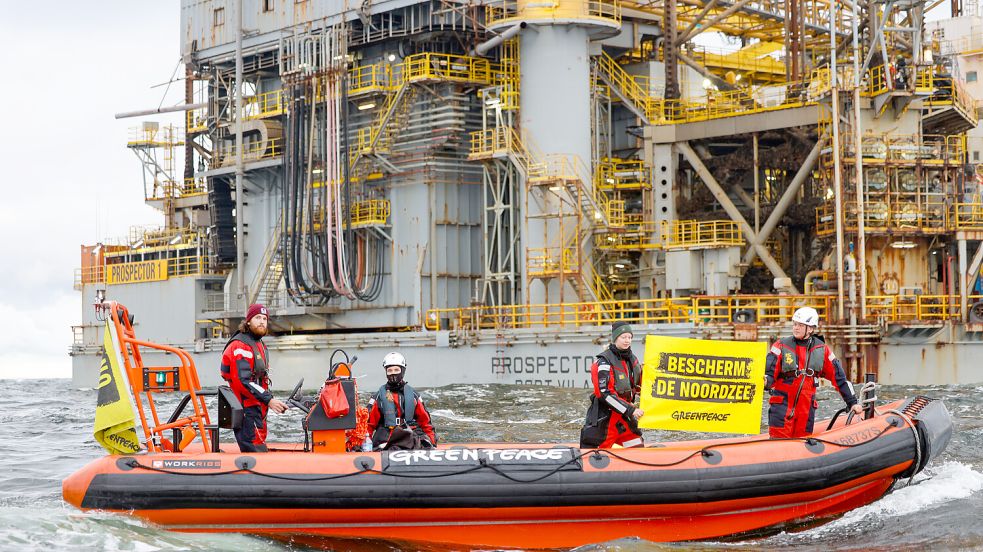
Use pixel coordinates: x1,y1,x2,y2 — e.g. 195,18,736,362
72,0,983,388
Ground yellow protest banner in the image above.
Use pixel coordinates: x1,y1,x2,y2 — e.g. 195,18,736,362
639,335,766,434
93,319,142,455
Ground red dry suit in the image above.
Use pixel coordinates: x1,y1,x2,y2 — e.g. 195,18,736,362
366,383,437,449
580,345,644,449
765,335,857,438
220,331,273,452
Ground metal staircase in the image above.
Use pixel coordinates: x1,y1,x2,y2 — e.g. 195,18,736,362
248,215,283,306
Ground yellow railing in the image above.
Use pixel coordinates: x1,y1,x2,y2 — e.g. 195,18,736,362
863,64,890,96
243,89,285,120
350,52,502,97
349,63,394,95
348,199,391,228
494,38,520,111
661,220,744,249
166,256,212,277
128,125,184,147
605,199,625,227
469,127,525,159
816,194,949,235
597,52,654,120
527,153,584,184
840,133,966,164
651,73,822,125
595,232,660,250
147,178,208,201
74,266,105,288
689,43,787,83
486,0,620,27
597,158,649,190
953,203,983,229
424,292,983,330
596,215,659,250
110,226,200,252
216,137,283,165
926,77,980,127
527,247,578,277
402,53,493,84
865,295,962,322
424,294,833,330
186,108,208,134
75,256,215,288
180,177,208,197
590,264,615,303
941,34,983,55
914,68,934,94
356,127,379,155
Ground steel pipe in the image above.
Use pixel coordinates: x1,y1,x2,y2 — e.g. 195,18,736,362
472,22,526,57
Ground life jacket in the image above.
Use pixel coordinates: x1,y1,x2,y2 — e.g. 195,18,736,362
775,336,825,378
597,347,642,401
220,331,269,385
770,336,826,412
373,383,418,429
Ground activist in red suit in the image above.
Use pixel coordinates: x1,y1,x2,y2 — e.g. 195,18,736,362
366,352,437,450
765,307,862,438
580,321,645,449
220,304,288,452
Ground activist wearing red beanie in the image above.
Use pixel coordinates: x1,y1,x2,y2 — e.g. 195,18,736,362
246,304,268,323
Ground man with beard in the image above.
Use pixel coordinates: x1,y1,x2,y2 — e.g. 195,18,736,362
220,304,288,452
365,352,437,450
580,321,645,449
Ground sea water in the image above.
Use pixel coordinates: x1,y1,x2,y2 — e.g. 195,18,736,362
2,379,980,551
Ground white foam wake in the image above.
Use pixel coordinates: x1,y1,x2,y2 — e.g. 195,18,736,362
803,461,983,538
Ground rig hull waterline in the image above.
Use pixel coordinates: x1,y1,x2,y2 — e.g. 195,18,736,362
74,0,983,387
62,397,952,548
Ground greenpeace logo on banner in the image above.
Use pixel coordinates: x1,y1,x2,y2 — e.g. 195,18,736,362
383,448,582,472
640,336,767,435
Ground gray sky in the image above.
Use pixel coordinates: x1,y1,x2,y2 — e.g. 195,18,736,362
0,3,181,378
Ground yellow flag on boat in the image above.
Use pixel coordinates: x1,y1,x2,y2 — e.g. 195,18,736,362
639,335,767,435
93,319,141,455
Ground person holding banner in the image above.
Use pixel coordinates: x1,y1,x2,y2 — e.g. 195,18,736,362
220,304,289,452
765,307,862,438
580,321,645,449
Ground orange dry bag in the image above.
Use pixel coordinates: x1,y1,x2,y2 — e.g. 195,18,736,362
319,378,350,418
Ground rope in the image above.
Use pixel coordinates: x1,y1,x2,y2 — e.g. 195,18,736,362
118,404,925,485
119,421,899,484
882,408,922,487
859,381,878,410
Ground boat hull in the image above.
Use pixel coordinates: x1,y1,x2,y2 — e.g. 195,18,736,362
63,397,951,548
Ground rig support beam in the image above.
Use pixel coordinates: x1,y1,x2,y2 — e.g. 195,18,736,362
678,141,795,290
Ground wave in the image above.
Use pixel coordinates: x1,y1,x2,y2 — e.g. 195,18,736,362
429,409,494,424
797,461,983,539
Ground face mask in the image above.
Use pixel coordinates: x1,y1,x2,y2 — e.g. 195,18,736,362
386,369,405,388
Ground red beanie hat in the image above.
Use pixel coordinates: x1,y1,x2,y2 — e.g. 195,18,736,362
245,304,268,323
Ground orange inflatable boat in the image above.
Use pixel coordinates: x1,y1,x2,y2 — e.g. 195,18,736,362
63,302,953,548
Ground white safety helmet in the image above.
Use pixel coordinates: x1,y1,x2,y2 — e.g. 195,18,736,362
792,307,820,327
383,351,407,369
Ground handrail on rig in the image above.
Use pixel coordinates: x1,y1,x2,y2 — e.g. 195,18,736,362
101,301,213,453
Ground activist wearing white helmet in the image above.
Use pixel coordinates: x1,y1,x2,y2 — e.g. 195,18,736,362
383,352,407,369
383,351,408,388
792,307,820,327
